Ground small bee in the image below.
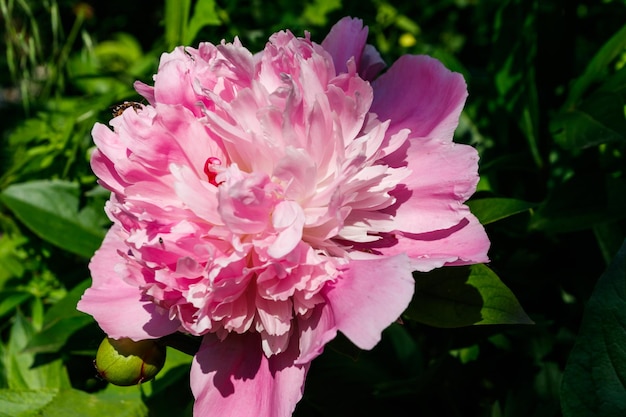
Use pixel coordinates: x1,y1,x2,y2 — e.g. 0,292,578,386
111,101,143,117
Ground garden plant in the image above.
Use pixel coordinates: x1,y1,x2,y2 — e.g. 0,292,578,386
1,1,625,416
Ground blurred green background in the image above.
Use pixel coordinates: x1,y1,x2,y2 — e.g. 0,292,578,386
1,0,626,416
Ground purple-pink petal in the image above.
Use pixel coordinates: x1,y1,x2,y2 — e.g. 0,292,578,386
320,16,386,81
371,54,468,142
358,44,386,81
321,17,368,75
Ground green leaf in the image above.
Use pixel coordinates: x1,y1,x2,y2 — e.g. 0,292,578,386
530,173,626,233
69,34,147,95
142,347,193,398
94,33,143,69
564,23,626,109
0,234,27,287
0,388,148,417
0,180,106,258
467,197,537,225
561,240,626,417
594,222,626,265
0,312,70,390
405,264,533,328
185,0,221,45
301,0,342,26
0,388,58,417
552,90,626,150
491,0,543,168
381,324,422,373
0,291,32,320
24,280,93,354
164,0,191,50
142,347,194,416
82,386,148,417
553,23,626,150
24,315,92,355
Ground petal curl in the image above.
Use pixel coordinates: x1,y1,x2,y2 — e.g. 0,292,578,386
77,227,181,340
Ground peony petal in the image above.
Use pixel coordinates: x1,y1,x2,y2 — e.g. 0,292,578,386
268,200,306,259
295,303,337,365
134,80,155,105
191,333,308,417
371,54,467,142
171,164,223,225
153,47,203,115
273,147,317,201
324,254,414,349
378,138,481,234
369,215,491,272
321,17,368,75
217,166,277,234
358,44,386,81
77,227,181,340
90,124,130,195
78,280,181,340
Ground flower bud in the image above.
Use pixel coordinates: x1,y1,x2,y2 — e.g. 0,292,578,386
95,337,166,386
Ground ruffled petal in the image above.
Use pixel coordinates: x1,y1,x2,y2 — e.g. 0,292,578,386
378,138,481,234
153,47,202,115
323,254,414,349
191,333,308,417
217,166,277,234
77,227,181,340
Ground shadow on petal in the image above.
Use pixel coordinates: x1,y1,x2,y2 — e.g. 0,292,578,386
196,333,263,396
141,302,182,338
191,332,309,417
398,217,470,241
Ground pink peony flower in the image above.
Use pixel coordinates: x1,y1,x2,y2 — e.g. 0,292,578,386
78,16,489,417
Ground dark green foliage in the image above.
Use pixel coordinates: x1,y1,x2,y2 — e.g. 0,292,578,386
561,241,626,417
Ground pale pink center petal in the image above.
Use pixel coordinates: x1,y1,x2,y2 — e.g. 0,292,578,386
217,165,278,235
269,200,306,259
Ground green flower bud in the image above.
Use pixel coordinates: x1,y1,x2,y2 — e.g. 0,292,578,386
95,337,166,386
